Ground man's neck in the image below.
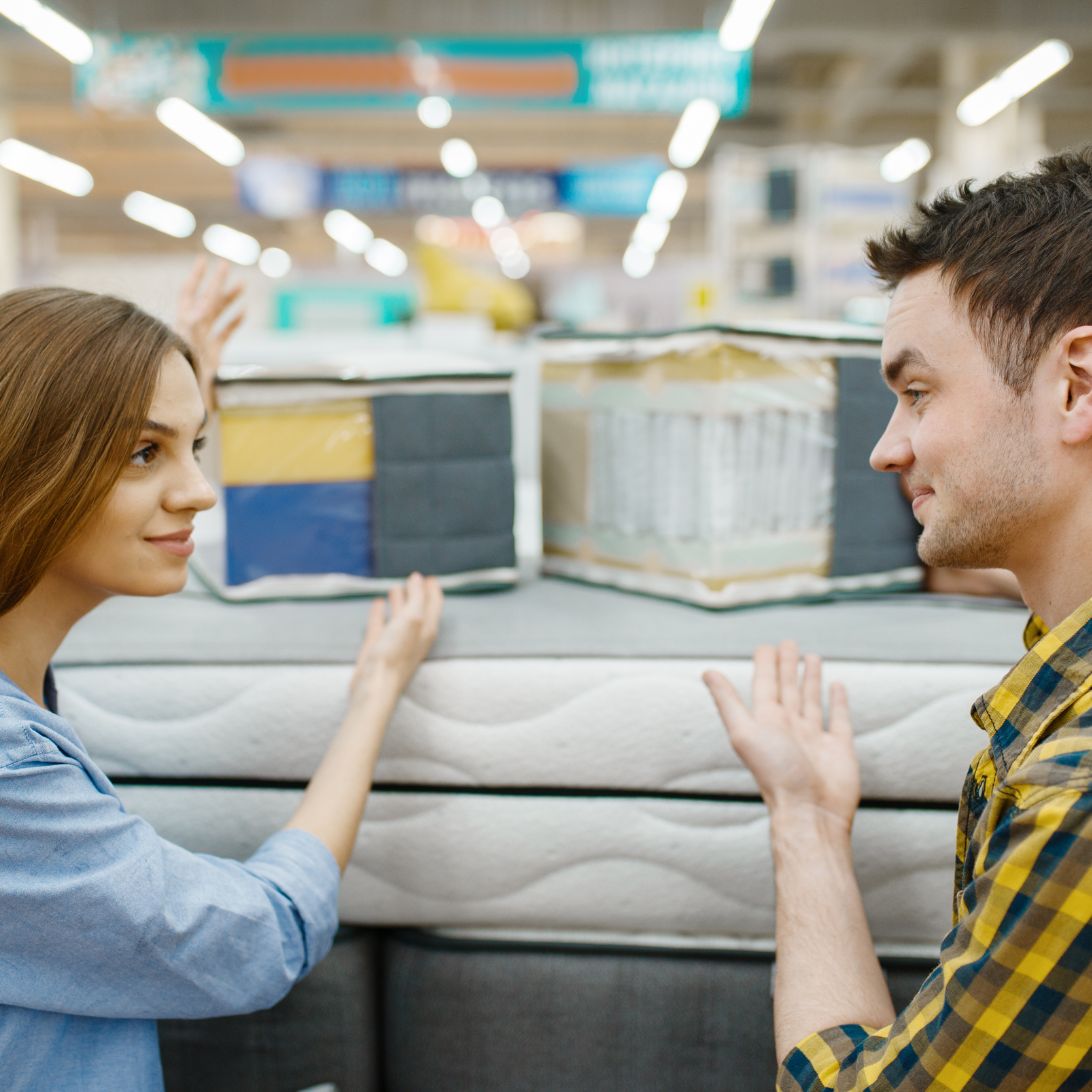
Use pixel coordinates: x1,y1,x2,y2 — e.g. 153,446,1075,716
1011,515,1092,630
0,577,104,707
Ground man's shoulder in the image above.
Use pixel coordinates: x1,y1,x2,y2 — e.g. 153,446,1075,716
1006,709,1092,805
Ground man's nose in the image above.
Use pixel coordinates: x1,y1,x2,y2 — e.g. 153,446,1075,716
869,412,912,474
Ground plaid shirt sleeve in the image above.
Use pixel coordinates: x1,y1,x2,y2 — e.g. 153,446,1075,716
777,773,1092,1091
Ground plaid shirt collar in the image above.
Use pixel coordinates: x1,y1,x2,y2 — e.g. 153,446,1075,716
971,595,1092,779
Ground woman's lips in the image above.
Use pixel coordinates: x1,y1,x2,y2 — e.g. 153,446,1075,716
145,532,194,558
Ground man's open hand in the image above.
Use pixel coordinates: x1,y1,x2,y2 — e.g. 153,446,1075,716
703,640,860,831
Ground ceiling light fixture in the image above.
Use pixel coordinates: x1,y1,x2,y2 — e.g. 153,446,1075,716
501,252,531,280
646,169,688,221
440,138,477,179
0,137,92,195
880,139,932,183
667,99,721,169
259,248,292,278
718,0,777,52
631,214,670,254
323,209,374,253
122,191,196,238
622,245,655,279
0,0,93,64
366,239,409,277
471,195,507,230
417,96,453,129
202,224,261,266
489,225,521,259
156,98,246,167
956,40,1073,127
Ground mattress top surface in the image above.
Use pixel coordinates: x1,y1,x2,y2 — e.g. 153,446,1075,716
56,575,1028,668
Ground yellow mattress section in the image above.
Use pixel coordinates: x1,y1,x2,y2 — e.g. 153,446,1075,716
220,400,375,486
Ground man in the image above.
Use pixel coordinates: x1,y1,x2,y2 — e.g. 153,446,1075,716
705,148,1092,1089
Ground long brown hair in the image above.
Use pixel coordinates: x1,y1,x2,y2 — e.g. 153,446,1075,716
0,287,193,616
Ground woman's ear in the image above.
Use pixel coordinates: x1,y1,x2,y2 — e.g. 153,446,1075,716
1059,327,1092,445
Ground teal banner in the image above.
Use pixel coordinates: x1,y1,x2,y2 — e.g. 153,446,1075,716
77,33,750,116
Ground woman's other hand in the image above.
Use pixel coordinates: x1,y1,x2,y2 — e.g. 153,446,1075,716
350,573,443,710
176,257,245,409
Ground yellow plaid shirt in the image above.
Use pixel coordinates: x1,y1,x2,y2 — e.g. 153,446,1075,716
778,599,1092,1090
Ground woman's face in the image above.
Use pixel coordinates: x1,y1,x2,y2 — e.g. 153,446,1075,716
49,350,215,605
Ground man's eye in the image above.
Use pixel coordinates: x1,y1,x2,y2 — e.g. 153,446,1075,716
905,388,926,406
131,443,158,468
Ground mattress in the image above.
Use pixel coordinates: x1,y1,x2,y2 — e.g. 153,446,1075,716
54,578,1028,956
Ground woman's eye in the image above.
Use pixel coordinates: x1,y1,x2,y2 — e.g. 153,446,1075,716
130,442,158,468
193,436,208,461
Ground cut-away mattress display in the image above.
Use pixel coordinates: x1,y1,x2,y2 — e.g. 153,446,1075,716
539,323,921,607
199,355,519,599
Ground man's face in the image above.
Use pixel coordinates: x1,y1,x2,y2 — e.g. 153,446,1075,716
870,267,1046,571
48,350,216,608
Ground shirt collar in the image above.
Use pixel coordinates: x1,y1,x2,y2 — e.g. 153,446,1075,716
972,596,1092,778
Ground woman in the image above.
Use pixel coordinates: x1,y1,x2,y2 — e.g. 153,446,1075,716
0,265,442,1090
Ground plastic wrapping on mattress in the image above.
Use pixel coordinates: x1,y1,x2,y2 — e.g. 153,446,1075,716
197,358,519,600
539,324,922,607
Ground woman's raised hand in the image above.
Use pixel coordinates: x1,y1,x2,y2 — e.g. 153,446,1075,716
176,256,246,409
349,573,444,709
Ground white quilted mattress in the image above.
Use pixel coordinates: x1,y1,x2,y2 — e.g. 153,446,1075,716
54,579,1027,955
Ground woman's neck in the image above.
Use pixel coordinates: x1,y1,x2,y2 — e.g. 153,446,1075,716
0,575,105,707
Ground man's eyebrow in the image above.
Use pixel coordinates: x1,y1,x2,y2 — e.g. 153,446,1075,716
142,411,208,439
882,348,934,387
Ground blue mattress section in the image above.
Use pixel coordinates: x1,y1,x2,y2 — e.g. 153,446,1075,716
225,480,374,584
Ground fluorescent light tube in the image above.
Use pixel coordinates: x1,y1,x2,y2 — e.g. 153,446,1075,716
501,252,531,279
323,209,374,253
646,169,688,221
472,195,506,229
490,225,521,258
623,245,655,279
156,98,245,167
0,0,93,64
202,224,261,266
122,191,195,238
417,96,452,129
0,137,92,195
957,40,1072,127
258,248,292,278
440,138,477,179
668,99,720,169
366,239,408,277
880,139,932,183
718,0,777,52
632,214,670,254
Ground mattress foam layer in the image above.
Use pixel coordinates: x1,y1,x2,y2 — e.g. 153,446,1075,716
59,657,997,802
117,785,954,957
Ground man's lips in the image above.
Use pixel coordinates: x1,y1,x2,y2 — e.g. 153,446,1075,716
910,487,934,513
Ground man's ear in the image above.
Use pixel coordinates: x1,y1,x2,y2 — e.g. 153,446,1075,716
1059,327,1092,445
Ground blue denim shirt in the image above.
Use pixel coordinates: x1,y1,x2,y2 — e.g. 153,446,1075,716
0,670,340,1091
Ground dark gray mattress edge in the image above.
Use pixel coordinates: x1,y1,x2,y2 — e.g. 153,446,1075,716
55,575,1029,668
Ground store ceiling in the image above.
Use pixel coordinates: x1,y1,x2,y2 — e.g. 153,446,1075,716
1,0,1089,264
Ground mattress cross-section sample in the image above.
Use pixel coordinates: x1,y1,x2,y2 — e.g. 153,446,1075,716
210,363,518,598
540,324,920,608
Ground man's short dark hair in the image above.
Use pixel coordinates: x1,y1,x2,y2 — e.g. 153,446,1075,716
866,146,1092,393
